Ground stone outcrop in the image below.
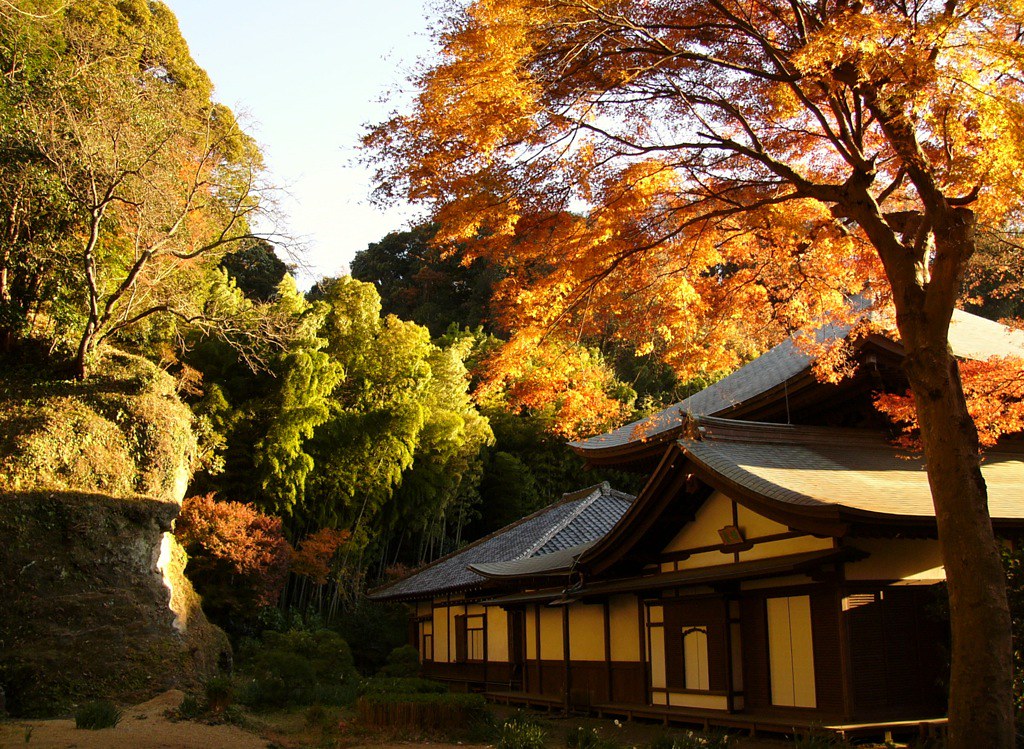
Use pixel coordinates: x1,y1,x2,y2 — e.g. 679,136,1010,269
0,350,229,716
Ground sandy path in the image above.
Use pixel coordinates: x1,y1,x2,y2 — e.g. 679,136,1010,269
0,690,272,749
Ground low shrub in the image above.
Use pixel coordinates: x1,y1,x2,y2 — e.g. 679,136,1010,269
74,700,121,729
241,628,358,709
204,676,234,713
498,716,547,749
357,677,447,696
177,693,205,720
568,725,621,749
356,691,487,732
378,644,421,677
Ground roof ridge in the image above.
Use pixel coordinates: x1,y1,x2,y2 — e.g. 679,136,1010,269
691,416,889,448
520,482,609,559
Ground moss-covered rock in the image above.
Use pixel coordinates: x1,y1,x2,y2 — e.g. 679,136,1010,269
0,348,228,717
0,349,196,503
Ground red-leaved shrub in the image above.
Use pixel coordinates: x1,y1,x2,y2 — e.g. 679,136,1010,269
175,494,293,630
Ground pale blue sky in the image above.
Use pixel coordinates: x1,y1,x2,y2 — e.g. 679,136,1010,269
165,0,436,284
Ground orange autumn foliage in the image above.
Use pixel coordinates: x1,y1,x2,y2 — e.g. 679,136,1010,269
176,493,292,608
875,357,1024,449
291,528,352,586
474,334,634,440
368,0,1024,742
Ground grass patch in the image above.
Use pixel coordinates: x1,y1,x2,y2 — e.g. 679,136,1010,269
498,716,547,749
74,700,121,729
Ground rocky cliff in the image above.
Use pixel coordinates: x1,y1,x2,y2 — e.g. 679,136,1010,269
0,350,229,716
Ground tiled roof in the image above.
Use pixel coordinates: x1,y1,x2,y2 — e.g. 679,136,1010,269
469,540,597,578
681,417,1024,520
368,482,633,601
571,309,1024,456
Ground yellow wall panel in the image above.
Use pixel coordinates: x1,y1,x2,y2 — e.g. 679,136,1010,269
539,606,564,660
568,604,605,661
767,595,816,708
667,692,729,710
525,606,537,660
609,595,640,662
434,605,450,663
789,596,816,708
649,624,666,689
662,491,734,553
736,503,789,537
487,606,509,662
845,539,945,582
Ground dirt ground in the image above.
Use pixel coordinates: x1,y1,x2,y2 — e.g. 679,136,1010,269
0,691,271,749
0,691,857,749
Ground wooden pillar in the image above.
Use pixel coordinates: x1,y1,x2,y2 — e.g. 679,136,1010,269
483,604,490,686
535,604,543,695
639,597,650,707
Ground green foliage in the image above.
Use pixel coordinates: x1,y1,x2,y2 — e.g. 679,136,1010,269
0,349,197,501
177,693,206,720
497,717,547,749
1003,546,1024,740
791,727,849,749
74,700,122,730
378,645,421,677
333,599,410,675
241,628,358,710
350,224,501,338
357,677,446,696
0,0,268,373
567,726,622,749
221,240,290,302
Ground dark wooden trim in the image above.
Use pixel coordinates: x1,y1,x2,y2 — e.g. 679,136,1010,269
732,500,741,563
660,531,807,563
650,686,730,697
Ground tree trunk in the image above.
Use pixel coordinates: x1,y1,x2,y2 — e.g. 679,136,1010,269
891,216,1015,748
900,337,1014,749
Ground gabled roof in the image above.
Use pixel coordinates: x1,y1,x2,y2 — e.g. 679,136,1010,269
575,416,1024,577
368,482,633,601
571,309,1024,462
680,417,1024,523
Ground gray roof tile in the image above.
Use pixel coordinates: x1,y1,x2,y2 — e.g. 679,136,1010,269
369,483,633,600
572,309,1024,455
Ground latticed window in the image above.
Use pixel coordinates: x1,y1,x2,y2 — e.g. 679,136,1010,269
454,613,486,662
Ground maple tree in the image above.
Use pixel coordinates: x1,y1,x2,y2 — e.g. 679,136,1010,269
175,493,292,629
473,331,635,440
367,0,1024,743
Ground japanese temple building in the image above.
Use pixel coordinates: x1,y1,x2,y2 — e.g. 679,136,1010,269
370,310,1024,735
